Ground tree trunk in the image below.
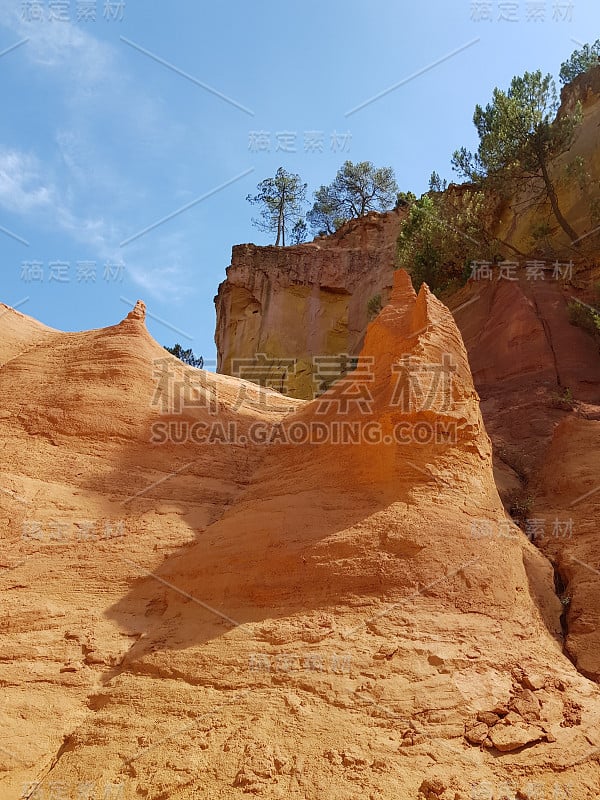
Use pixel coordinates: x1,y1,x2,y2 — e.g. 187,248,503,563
538,153,580,245
276,201,283,246
278,189,286,246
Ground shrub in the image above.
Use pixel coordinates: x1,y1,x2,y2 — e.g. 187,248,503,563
508,492,533,523
549,387,574,410
567,300,600,339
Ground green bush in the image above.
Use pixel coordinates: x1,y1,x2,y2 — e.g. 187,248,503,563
567,300,600,338
508,492,533,523
549,387,574,410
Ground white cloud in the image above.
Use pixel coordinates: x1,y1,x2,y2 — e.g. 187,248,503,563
0,149,52,213
0,144,118,256
124,230,194,301
0,0,111,78
0,142,194,300
0,5,197,303
126,263,189,302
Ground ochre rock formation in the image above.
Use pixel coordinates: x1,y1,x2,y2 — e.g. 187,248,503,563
214,209,404,398
2,281,600,799
213,81,600,691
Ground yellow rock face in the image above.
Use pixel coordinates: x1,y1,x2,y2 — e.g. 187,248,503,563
214,210,404,399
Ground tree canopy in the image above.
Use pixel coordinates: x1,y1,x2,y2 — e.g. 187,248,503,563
452,69,582,243
397,188,496,293
560,40,600,85
307,160,398,236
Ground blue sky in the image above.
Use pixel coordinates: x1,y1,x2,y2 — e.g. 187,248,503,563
0,0,596,365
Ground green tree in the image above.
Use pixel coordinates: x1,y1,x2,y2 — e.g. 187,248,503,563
428,171,447,193
560,40,600,85
397,188,497,293
307,160,398,235
164,344,204,369
306,184,346,235
247,167,307,246
452,70,582,244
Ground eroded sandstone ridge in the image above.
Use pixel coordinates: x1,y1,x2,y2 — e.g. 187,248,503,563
2,282,600,799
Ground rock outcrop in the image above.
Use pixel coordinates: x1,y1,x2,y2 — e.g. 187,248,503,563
2,287,600,798
212,72,600,695
448,269,600,685
214,209,404,398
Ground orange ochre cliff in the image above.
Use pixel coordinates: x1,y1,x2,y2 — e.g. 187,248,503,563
1,260,600,798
